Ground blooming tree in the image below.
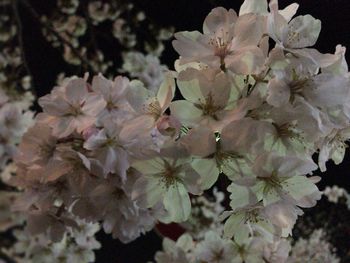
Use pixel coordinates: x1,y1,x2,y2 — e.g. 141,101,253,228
1,0,350,262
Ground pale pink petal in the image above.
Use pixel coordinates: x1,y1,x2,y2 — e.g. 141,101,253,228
203,7,237,35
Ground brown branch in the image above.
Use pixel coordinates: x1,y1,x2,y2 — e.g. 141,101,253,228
19,0,96,73
82,2,99,52
11,0,36,96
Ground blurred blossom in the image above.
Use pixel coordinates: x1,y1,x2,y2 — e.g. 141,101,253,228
58,0,79,15
122,52,168,93
113,19,137,48
3,218,101,263
324,185,346,203
287,229,340,263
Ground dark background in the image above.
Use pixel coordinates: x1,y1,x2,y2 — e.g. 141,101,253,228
13,0,350,262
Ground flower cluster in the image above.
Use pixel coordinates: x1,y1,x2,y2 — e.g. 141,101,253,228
1,1,173,259
9,0,350,262
180,188,225,240
2,218,101,263
153,230,291,263
12,73,181,242
170,0,350,245
0,2,35,171
0,91,34,171
287,229,340,263
153,227,340,263
121,51,169,93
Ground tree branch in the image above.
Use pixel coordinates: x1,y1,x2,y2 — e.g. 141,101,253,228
19,0,96,73
11,0,36,95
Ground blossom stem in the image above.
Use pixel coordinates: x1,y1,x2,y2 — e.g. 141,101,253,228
247,68,271,96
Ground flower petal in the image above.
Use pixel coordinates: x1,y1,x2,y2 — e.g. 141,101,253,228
239,0,268,16
283,15,321,48
163,183,191,222
170,100,203,127
132,176,165,208
203,7,237,35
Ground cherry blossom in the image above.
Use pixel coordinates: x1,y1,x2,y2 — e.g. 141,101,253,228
132,155,202,222
173,7,265,74
38,77,106,138
7,1,350,261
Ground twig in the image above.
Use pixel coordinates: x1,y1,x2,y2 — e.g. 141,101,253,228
81,2,105,73
82,2,99,52
19,0,95,73
11,0,36,95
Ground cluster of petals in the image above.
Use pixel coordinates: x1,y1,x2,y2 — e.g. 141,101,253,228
12,0,350,257
0,89,34,170
170,0,350,247
154,231,291,263
12,74,179,242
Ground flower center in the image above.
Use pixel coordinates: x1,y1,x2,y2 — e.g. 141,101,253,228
243,208,261,224
194,93,224,120
67,103,83,117
209,29,233,70
212,248,224,261
103,137,116,147
144,99,162,119
273,122,304,142
215,150,243,173
259,171,282,194
106,100,118,111
209,30,232,58
160,160,179,188
39,143,56,160
289,78,309,103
